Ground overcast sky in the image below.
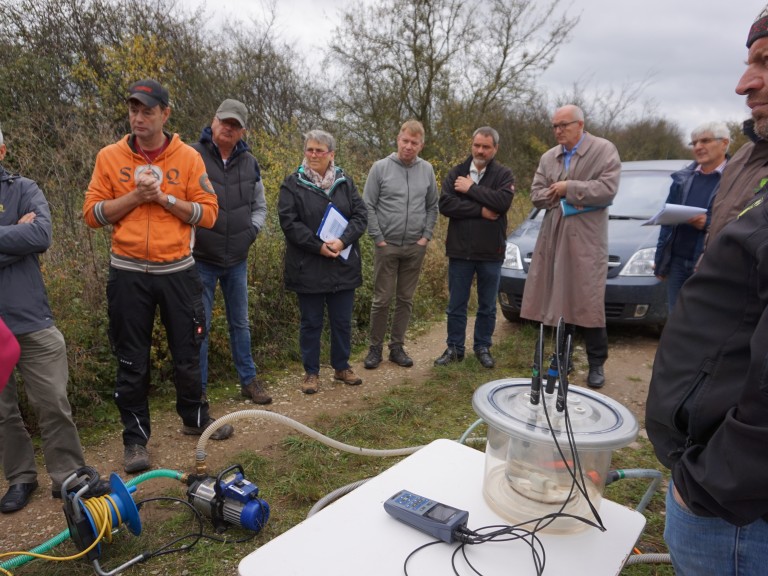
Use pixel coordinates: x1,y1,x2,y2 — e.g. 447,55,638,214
187,0,763,138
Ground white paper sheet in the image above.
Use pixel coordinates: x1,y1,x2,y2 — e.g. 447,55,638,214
317,204,352,259
641,203,707,226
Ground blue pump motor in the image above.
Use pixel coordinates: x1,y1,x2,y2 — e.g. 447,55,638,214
187,464,270,533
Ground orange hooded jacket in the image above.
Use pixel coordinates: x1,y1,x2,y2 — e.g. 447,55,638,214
83,133,218,274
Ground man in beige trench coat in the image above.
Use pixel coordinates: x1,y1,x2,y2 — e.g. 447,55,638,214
520,104,621,389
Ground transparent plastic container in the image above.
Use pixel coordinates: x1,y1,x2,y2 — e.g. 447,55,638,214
472,378,638,534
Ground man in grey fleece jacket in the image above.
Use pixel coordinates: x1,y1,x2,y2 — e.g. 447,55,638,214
363,120,439,369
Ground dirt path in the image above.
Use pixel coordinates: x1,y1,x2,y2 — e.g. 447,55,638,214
0,317,659,554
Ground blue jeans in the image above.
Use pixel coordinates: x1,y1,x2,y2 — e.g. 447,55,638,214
667,255,696,311
665,481,768,575
197,260,257,392
297,290,355,375
445,259,502,355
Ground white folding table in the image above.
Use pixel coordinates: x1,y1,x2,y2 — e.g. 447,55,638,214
239,438,646,575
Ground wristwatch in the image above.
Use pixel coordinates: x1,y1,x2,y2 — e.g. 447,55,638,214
165,194,177,210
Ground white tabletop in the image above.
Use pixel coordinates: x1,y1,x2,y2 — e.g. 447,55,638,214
239,438,645,576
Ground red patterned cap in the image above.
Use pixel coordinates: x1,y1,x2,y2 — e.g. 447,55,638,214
748,6,768,47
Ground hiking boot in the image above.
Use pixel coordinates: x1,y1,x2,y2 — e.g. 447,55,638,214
242,378,273,405
301,373,319,394
389,346,414,367
363,346,383,369
334,368,362,386
124,445,150,474
434,347,464,366
182,418,234,441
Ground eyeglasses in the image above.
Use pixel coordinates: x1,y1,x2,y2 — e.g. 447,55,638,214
552,120,579,131
688,137,723,147
305,148,331,157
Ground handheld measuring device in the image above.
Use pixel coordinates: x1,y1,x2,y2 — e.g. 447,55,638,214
383,490,469,543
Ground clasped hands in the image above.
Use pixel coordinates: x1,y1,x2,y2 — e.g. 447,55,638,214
547,180,583,209
135,169,164,205
321,238,345,258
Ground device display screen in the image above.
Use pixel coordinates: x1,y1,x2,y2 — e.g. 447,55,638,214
425,503,457,523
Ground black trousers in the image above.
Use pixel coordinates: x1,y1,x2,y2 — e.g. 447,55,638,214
107,266,208,447
564,323,608,367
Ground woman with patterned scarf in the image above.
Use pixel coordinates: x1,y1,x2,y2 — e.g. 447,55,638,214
278,130,368,394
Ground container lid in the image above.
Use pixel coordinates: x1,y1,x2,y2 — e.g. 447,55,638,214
472,378,638,449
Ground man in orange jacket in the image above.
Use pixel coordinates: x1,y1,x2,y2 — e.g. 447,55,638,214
83,79,234,474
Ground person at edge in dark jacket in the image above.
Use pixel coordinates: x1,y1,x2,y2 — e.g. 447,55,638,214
645,6,768,574
0,128,93,512
654,121,730,311
277,130,367,394
192,99,271,405
434,127,514,369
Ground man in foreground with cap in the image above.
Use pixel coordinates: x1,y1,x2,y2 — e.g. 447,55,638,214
83,79,234,475
192,100,271,405
645,6,768,573
703,8,768,247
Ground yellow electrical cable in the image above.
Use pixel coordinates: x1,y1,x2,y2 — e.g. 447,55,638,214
0,494,122,571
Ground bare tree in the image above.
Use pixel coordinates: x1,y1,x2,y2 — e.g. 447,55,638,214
548,76,688,160
328,0,578,154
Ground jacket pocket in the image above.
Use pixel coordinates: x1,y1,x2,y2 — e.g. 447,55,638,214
186,267,206,345
760,353,768,395
673,358,715,442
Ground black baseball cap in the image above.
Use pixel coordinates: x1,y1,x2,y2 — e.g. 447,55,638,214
127,79,169,107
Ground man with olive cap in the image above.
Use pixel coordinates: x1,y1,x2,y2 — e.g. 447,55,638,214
83,79,234,475
191,99,271,405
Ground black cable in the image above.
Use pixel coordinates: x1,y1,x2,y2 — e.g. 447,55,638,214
398,329,611,574
135,496,257,560
537,361,606,533
532,392,577,533
403,539,443,576
458,526,546,573
135,497,205,559
197,530,259,544
82,496,204,574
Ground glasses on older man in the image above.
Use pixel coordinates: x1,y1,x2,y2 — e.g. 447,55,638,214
688,137,723,147
305,148,331,157
552,120,579,131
